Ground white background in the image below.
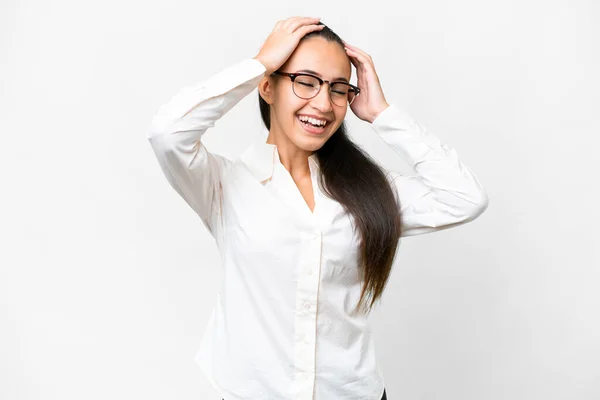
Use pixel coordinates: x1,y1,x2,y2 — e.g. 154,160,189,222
1,0,599,399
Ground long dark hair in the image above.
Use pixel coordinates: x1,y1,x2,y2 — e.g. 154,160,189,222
258,23,403,314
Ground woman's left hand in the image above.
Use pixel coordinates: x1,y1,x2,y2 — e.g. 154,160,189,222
343,42,390,124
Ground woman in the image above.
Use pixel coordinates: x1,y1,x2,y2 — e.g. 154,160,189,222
147,17,488,400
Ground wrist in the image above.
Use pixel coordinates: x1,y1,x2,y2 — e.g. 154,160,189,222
369,102,390,123
253,56,273,76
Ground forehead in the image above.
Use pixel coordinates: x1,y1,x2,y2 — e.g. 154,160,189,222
282,37,351,81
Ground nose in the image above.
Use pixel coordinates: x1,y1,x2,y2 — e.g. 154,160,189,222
309,83,334,113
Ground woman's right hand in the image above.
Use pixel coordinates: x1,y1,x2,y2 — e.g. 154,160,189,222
253,17,325,76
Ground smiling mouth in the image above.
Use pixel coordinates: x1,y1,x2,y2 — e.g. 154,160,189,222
299,116,328,125
297,116,329,134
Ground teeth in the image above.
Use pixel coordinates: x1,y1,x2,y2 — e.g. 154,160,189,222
299,115,327,126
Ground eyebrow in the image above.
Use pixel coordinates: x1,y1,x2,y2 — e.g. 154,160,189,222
296,69,349,83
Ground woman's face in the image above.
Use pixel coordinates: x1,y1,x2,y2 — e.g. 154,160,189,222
267,36,351,152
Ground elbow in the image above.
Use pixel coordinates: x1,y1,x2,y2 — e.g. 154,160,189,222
147,121,172,141
147,109,181,140
469,190,489,220
480,191,490,213
146,121,166,141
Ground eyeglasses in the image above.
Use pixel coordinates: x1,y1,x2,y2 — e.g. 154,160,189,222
271,71,361,107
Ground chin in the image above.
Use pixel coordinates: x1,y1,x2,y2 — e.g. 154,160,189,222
288,135,319,152
299,126,334,144
298,124,336,144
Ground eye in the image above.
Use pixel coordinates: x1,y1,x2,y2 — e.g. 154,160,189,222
295,75,320,88
331,83,349,95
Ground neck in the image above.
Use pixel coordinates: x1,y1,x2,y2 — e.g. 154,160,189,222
266,130,313,179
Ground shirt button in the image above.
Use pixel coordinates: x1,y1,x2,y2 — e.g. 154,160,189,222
303,301,310,309
307,269,313,276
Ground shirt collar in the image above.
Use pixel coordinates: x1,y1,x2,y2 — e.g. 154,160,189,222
239,133,320,183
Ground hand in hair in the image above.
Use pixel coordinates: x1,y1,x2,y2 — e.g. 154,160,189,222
253,17,325,76
343,42,390,124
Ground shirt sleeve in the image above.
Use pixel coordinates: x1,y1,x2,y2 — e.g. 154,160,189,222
370,104,489,237
146,58,267,237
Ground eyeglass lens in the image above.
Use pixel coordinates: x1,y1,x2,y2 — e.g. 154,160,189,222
293,75,356,106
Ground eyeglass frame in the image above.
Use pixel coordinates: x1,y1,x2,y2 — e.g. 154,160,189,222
270,70,361,106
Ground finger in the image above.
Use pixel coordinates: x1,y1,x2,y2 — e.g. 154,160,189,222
295,24,324,38
343,41,359,50
345,49,360,71
285,17,320,31
342,40,357,50
345,48,359,65
348,56,360,72
345,53,366,82
345,47,374,70
344,47,366,65
281,16,304,30
344,43,373,63
349,57,359,69
290,17,321,33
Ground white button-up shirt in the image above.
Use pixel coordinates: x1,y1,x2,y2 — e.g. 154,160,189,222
146,58,488,400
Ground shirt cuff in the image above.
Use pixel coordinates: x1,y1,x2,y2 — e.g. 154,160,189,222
371,103,417,131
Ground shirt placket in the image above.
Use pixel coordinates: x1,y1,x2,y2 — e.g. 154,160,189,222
290,228,323,400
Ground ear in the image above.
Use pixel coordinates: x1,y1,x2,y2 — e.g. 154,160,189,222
257,76,275,105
